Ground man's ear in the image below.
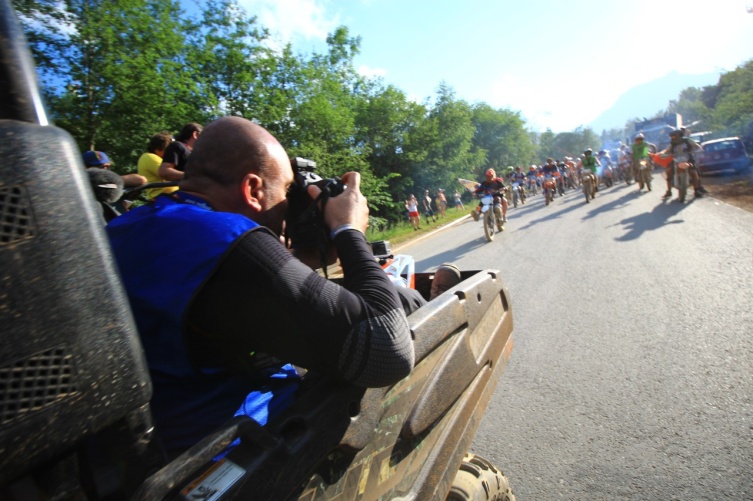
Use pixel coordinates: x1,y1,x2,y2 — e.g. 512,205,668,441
242,173,264,212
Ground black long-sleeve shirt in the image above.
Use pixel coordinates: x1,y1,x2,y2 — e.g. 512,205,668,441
185,227,415,388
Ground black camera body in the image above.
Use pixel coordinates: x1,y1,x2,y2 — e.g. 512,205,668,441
285,157,345,250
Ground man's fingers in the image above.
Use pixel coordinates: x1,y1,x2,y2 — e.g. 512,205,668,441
307,184,322,201
340,171,360,191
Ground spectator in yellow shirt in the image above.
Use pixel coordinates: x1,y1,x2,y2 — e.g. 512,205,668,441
137,132,178,199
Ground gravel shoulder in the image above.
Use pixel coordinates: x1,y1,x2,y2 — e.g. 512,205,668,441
701,168,753,212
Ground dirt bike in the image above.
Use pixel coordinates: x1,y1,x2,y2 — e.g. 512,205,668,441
603,166,614,188
555,172,565,196
564,170,576,190
621,162,634,185
0,6,516,499
543,175,557,206
582,171,596,203
511,182,526,207
636,158,653,191
479,194,504,241
527,176,538,196
674,161,691,202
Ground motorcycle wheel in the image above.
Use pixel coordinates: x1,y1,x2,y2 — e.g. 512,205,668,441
545,189,550,206
447,453,516,501
483,210,495,242
513,193,518,208
643,170,652,191
678,170,688,202
583,180,590,203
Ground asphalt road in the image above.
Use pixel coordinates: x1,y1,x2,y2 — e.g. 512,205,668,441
398,181,753,500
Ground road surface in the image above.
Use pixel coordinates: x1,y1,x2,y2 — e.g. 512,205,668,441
399,181,753,500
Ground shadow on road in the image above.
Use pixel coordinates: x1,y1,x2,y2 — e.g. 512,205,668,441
613,200,689,241
581,185,638,221
515,192,585,229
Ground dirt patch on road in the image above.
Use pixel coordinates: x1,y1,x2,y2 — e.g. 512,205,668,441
701,170,753,213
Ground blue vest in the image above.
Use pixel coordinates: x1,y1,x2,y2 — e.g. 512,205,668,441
107,194,298,452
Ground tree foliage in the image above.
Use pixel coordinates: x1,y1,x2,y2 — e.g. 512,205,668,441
15,0,751,221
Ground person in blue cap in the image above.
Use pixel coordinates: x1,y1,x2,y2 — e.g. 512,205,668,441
82,150,146,188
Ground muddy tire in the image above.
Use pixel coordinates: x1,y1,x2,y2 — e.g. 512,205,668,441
447,453,516,501
483,210,495,242
642,168,652,191
678,170,689,202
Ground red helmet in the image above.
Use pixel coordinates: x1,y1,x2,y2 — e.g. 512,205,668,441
485,168,496,178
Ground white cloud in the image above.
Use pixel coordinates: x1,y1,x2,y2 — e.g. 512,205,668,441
238,0,339,43
358,64,387,78
488,74,611,132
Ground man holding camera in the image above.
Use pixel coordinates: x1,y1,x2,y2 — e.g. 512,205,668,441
106,116,414,455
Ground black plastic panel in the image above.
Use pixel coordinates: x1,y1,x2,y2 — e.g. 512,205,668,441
0,122,152,484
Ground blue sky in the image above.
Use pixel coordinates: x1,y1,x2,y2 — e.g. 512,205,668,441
237,0,753,132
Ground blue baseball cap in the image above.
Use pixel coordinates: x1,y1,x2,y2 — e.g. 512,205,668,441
82,150,111,167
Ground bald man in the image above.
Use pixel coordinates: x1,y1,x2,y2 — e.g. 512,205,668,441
106,117,414,455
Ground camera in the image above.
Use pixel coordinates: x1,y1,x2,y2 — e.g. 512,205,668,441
285,157,345,250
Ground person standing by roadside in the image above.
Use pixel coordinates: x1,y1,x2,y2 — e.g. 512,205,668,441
157,122,203,182
405,195,421,230
453,190,464,210
137,131,178,199
423,189,437,224
436,189,448,217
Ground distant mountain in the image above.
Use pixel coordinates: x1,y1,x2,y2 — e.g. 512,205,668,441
588,71,720,134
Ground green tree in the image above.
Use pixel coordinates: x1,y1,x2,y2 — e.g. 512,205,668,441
666,87,711,127
354,83,427,204
537,129,556,161
407,83,483,192
471,104,535,172
14,0,206,170
188,0,269,119
709,59,753,137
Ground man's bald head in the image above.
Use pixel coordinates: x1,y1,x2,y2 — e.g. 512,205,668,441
185,116,284,186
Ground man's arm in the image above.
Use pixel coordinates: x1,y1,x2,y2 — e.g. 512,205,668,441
121,173,147,188
157,143,186,181
185,227,414,388
157,162,185,181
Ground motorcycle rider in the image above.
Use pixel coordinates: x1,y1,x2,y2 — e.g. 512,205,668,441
597,150,613,185
660,128,707,199
526,165,539,195
582,147,600,188
631,133,655,191
511,166,527,204
541,158,559,199
471,168,508,231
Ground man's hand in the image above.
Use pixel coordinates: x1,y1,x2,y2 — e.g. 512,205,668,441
307,171,369,234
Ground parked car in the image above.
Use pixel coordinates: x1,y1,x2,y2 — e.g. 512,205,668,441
697,137,752,174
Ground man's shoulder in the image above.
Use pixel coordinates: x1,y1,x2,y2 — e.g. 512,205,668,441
138,152,161,169
164,141,189,155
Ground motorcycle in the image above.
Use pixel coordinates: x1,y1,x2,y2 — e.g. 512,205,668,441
511,182,526,207
582,171,596,203
479,194,504,241
527,176,538,196
543,175,557,206
636,158,653,191
603,166,614,188
621,161,634,185
675,161,691,202
555,172,565,196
